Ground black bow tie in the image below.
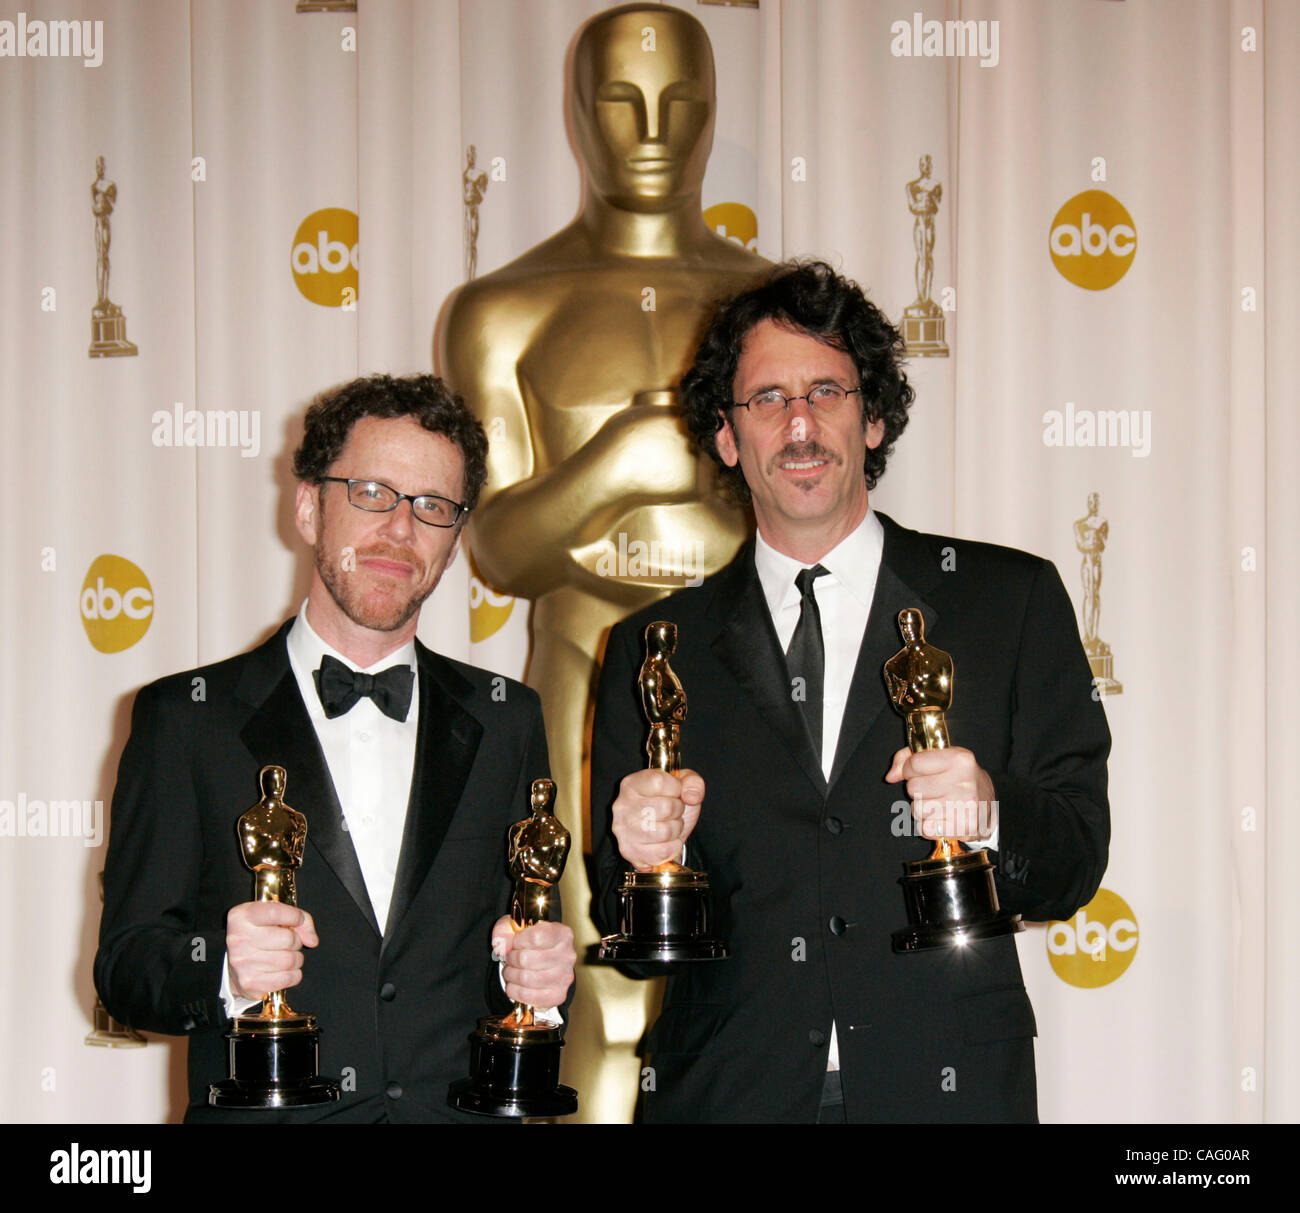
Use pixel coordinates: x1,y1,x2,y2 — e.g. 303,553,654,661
313,654,414,721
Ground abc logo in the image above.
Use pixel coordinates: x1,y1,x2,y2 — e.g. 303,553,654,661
1046,887,1138,988
1049,190,1137,290
468,550,513,642
291,207,359,307
703,202,758,253
80,554,153,653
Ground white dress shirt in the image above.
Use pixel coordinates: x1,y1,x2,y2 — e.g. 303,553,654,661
755,513,884,1071
754,510,996,1070
221,604,558,1024
220,604,418,1015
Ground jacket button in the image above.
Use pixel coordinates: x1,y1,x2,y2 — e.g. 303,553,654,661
379,982,397,1001
828,915,847,935
386,1082,402,1100
824,816,843,835
809,1029,827,1047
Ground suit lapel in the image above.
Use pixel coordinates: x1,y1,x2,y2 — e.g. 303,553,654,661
828,513,943,788
709,545,827,798
236,628,382,938
382,643,483,950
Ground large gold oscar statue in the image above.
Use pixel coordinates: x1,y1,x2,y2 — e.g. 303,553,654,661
437,3,768,1122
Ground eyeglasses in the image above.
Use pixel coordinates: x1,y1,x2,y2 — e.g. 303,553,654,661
732,384,863,421
319,478,468,528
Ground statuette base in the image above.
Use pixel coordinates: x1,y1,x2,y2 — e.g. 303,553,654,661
88,308,138,358
892,847,1023,953
208,1013,340,1108
598,868,728,962
902,311,948,357
448,1018,577,1118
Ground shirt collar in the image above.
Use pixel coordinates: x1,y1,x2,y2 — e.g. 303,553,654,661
287,600,418,677
754,509,884,617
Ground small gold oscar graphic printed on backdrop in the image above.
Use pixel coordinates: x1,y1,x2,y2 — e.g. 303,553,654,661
902,154,948,357
85,872,145,1047
88,157,138,358
463,145,489,282
1074,493,1122,695
295,1,355,13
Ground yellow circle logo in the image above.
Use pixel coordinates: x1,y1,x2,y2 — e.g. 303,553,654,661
291,207,359,307
468,549,514,642
80,554,153,653
1049,190,1137,290
1046,888,1138,988
703,202,758,253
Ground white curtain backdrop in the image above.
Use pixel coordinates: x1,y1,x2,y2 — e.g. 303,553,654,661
1,0,1294,1124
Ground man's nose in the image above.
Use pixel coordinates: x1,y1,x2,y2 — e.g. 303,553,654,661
785,396,819,441
381,498,417,540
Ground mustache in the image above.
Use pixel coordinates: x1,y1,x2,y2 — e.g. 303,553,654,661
358,543,423,573
768,441,842,471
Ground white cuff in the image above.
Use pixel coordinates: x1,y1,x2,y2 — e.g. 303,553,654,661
219,953,263,1020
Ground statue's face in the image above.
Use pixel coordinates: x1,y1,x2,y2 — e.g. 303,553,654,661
95,156,105,177
570,10,715,211
1087,492,1099,513
920,155,932,177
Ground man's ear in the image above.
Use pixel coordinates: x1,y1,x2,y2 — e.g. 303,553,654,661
866,414,886,451
714,410,740,468
294,481,319,546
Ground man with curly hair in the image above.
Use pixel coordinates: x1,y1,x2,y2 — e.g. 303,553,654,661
96,374,575,1122
592,262,1110,1123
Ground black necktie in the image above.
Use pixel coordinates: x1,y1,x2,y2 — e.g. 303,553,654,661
313,654,414,721
786,565,829,759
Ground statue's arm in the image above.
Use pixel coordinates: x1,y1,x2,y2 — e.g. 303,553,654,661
440,289,699,600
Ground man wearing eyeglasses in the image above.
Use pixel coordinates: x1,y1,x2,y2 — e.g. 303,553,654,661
591,262,1110,1123
95,374,575,1122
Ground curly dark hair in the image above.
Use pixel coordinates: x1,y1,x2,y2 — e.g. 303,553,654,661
681,261,914,499
292,373,488,513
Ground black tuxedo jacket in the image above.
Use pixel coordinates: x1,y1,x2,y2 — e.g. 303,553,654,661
591,513,1111,1123
95,620,549,1123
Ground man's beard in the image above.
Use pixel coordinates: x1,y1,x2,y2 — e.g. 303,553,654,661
316,511,433,633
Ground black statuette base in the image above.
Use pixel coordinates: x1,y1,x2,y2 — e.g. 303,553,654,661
598,873,727,962
892,849,1023,953
208,1018,341,1108
448,1025,577,1118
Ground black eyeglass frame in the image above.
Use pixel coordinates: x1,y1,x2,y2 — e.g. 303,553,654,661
318,477,469,528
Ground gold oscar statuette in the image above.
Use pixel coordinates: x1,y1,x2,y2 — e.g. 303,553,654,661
885,610,1022,951
88,156,138,358
209,766,340,1108
901,154,949,358
598,622,728,962
448,778,578,1117
1074,492,1122,695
